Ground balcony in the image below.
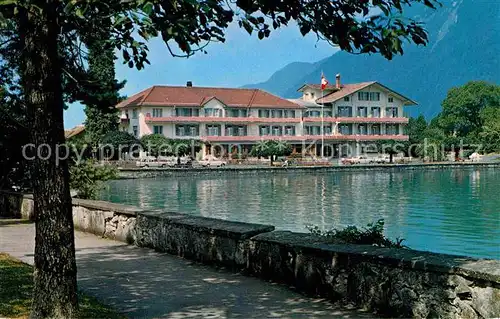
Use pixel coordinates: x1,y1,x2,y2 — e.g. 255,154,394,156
200,134,409,143
145,116,301,124
303,117,409,124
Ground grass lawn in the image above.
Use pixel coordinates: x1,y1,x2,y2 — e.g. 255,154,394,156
0,253,125,319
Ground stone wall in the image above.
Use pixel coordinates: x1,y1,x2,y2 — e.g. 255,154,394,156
0,191,34,220
135,211,274,268
248,231,500,319
117,162,500,179
1,190,499,318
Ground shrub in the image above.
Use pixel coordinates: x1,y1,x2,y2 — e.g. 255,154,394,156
101,131,140,159
307,219,406,248
69,160,117,199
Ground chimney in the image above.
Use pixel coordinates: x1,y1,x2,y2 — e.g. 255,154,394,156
335,74,341,89
186,81,193,87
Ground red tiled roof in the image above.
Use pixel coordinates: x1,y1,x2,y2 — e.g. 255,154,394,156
315,81,417,105
297,84,340,91
116,86,303,109
316,82,376,104
64,125,85,139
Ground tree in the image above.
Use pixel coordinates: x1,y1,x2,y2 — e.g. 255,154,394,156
140,134,170,156
69,160,117,199
0,88,30,190
479,107,500,153
101,131,140,160
407,115,427,144
83,25,126,145
251,140,292,165
0,0,440,316
376,139,404,163
418,127,447,161
438,81,500,137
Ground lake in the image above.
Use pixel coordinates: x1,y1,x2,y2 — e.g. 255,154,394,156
100,167,500,259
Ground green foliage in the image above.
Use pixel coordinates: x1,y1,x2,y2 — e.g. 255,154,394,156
375,139,406,162
401,82,500,159
101,131,140,158
0,88,30,190
439,81,500,137
140,134,170,156
479,107,500,153
83,24,126,145
250,140,292,158
407,115,428,145
307,219,406,248
69,160,117,199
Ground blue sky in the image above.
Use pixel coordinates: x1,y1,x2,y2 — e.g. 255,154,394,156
63,23,336,128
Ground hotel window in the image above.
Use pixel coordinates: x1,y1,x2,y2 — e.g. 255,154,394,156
259,125,270,136
339,124,352,135
344,96,350,102
305,126,321,135
306,110,321,118
284,126,296,136
358,124,367,135
176,108,199,117
371,124,381,135
386,124,398,135
225,125,247,136
337,106,352,117
206,125,221,136
237,126,246,136
358,92,380,101
271,126,283,136
132,125,138,137
204,108,222,117
228,109,247,117
357,106,368,117
153,125,163,135
175,125,199,136
132,109,138,119
371,107,381,118
386,107,398,118
370,92,381,101
258,109,270,118
283,110,295,118
152,108,163,118
271,110,283,118
307,111,321,117
358,92,369,101
388,97,394,103
324,126,332,135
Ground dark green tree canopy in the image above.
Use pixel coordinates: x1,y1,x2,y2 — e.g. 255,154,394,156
101,131,140,154
251,140,292,158
438,81,500,137
140,133,170,156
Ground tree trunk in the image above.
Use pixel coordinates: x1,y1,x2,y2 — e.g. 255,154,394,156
19,2,78,318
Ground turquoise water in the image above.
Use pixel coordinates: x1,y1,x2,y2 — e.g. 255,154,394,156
100,168,500,259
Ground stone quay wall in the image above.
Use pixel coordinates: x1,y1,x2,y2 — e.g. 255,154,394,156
1,190,499,318
117,162,500,179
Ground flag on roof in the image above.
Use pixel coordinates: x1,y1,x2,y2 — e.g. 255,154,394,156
321,73,328,90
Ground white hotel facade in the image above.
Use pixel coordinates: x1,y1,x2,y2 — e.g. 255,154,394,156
117,75,416,157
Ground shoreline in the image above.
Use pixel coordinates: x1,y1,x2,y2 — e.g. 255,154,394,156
116,161,500,179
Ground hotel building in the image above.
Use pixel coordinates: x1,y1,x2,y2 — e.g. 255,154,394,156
116,75,416,157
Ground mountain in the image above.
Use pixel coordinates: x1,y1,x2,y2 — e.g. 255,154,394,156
243,0,500,119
